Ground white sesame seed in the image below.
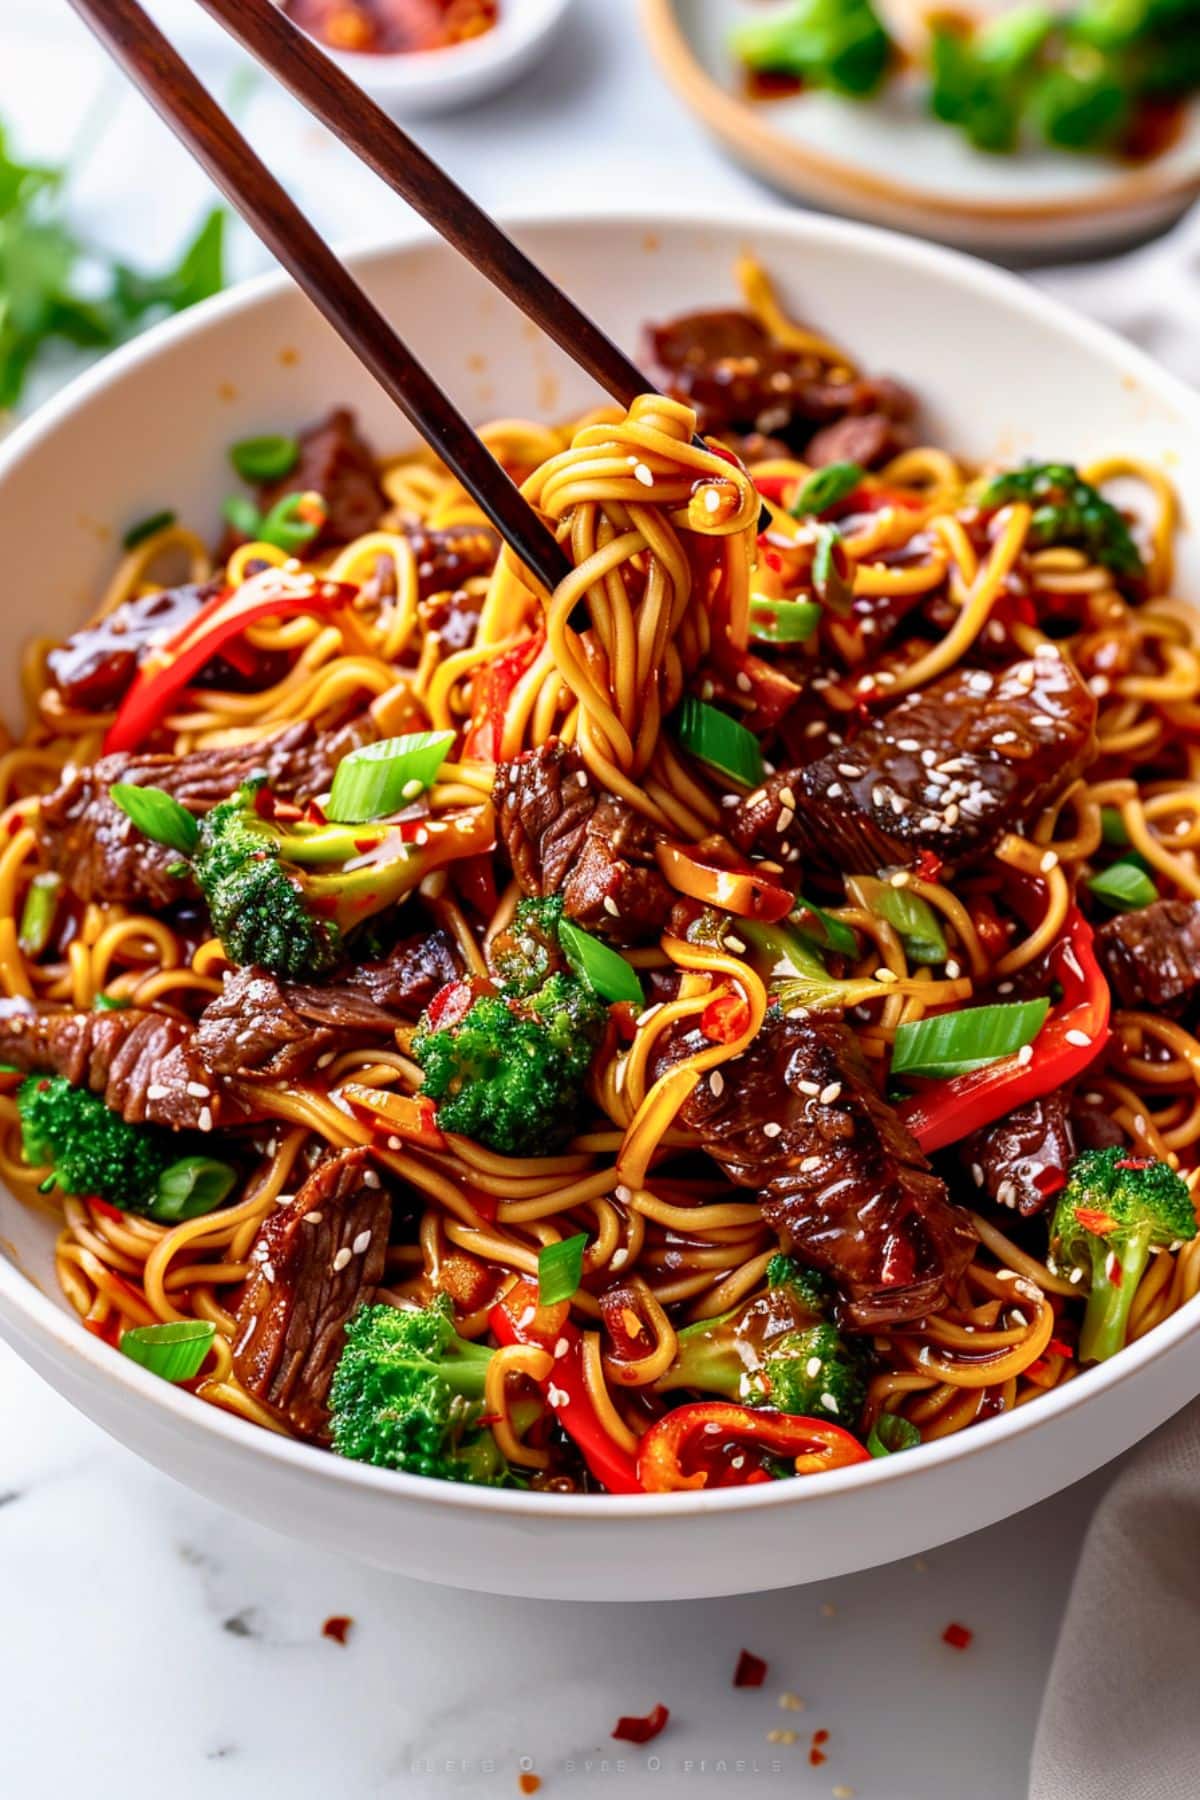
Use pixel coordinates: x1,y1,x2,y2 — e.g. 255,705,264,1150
703,486,721,513
352,1230,372,1255
576,770,589,787
800,1154,821,1171
736,670,753,693
1065,1029,1091,1048
185,1081,211,1099
896,738,920,752
777,807,795,833
633,462,653,487
709,1070,725,1098
198,1106,213,1132
610,1248,628,1269
944,960,961,979
997,980,1014,995
261,1261,275,1284
778,785,796,809
797,1079,821,1096
387,1135,402,1150
1040,850,1059,873
303,1211,323,1225
332,1248,352,1272
821,1392,840,1414
547,1384,571,1407
763,1121,784,1139
554,1337,570,1358
1070,1266,1085,1284
837,764,863,780
826,782,843,799
724,935,746,953
970,1163,984,1186
889,870,911,888
874,967,898,984
818,1082,842,1105
1016,1044,1034,1066
146,1084,169,1100
603,895,620,917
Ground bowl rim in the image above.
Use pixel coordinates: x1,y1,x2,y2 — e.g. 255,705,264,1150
2,199,1199,1518
306,0,574,93
640,0,1200,227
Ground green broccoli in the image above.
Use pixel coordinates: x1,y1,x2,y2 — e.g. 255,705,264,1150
1050,1147,1197,1363
18,1075,235,1221
329,1297,514,1484
732,0,892,96
654,1253,870,1428
489,895,566,995
413,968,606,1157
930,6,1055,152
975,462,1144,580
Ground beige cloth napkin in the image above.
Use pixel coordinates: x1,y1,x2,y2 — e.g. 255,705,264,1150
1024,206,1200,1800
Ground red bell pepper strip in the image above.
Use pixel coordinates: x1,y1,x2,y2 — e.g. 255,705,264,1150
636,1400,870,1493
489,1279,643,1494
462,631,544,762
899,886,1110,1154
104,567,357,754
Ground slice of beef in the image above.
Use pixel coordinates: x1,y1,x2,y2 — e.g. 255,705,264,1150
653,1010,977,1327
257,408,386,548
47,582,220,712
232,1148,390,1441
495,743,674,945
731,652,1096,874
0,1005,257,1131
419,587,485,653
411,522,499,601
340,928,460,1015
1095,899,1200,1015
959,1094,1075,1219
1071,1093,1125,1153
38,715,377,909
805,410,911,470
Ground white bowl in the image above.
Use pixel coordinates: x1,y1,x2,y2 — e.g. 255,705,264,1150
305,0,575,116
2,209,1199,1600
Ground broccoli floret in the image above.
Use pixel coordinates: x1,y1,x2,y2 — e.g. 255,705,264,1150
413,970,606,1157
490,895,566,995
975,462,1144,580
654,1253,870,1429
19,1074,170,1207
732,0,892,97
329,1297,512,1484
1050,1147,1197,1362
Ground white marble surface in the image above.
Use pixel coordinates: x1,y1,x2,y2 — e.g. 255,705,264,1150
0,3,1183,1795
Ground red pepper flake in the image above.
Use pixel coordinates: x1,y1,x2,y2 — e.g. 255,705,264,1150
518,1776,541,1796
809,1728,830,1767
612,1703,670,1744
1074,1206,1118,1237
1115,1156,1154,1170
322,1615,353,1645
914,848,943,882
1034,1166,1068,1199
733,1649,768,1688
942,1622,973,1650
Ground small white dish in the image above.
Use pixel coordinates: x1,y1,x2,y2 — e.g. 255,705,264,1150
642,0,1200,256
303,0,575,116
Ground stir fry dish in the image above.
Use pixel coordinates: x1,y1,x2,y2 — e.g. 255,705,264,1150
4,258,1198,1495
282,0,499,55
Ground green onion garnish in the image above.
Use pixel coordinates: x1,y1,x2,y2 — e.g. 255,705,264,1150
812,523,854,616
868,884,948,966
748,596,822,644
559,919,644,1006
327,731,456,824
150,1157,238,1224
222,494,264,539
868,1413,921,1457
538,1232,588,1306
1088,858,1157,913
109,783,199,856
122,509,177,551
119,1319,216,1382
891,998,1050,1080
230,433,300,483
794,895,858,959
93,993,131,1011
677,697,764,787
259,491,325,553
18,872,62,959
790,461,863,518
1099,806,1130,848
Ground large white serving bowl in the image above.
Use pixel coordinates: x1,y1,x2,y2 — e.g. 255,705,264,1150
1,209,1199,1601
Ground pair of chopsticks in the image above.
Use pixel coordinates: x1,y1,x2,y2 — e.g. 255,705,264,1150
67,0,716,597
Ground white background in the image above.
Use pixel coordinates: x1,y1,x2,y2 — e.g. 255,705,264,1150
0,2,1165,1795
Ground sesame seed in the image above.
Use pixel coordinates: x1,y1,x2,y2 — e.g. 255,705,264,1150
603,895,620,917
709,1070,725,1098
146,1084,169,1100
185,1080,211,1099
889,870,911,887
800,1154,821,1171
576,770,589,787
704,486,721,513
997,980,1014,994
332,1248,352,1272
316,1051,336,1069
779,1693,805,1712
736,671,753,693
806,1356,823,1377
767,1729,797,1746
1016,1044,1034,1066
778,785,796,809
633,462,654,487
1070,1266,1085,1284
777,807,795,833
303,1211,323,1225
826,782,843,799
837,764,863,780
797,1079,821,1096
361,1170,381,1189
945,960,961,979
874,968,898,984
764,1121,784,1139
610,1248,628,1269
198,1106,213,1132
401,777,424,800
547,1384,571,1407
944,803,960,825
387,1135,402,1151
352,1230,372,1255
554,1337,570,1358
261,1261,276,1284
821,1393,839,1414
1065,1029,1091,1048
818,1082,842,1105
724,935,746,953
896,738,920,752
970,1163,984,1186
1040,850,1059,873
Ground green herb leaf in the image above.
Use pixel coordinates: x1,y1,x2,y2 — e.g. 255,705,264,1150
794,895,858,958
1099,805,1130,848
891,998,1050,1079
122,509,177,551
119,1319,216,1382
559,919,644,1006
230,433,300,483
677,697,764,787
18,871,62,959
93,993,130,1011
111,208,226,322
812,523,854,616
1088,858,1157,912
790,461,864,518
222,494,264,539
109,783,199,856
150,1157,238,1224
538,1232,588,1306
748,596,823,644
868,883,948,965
868,1413,921,1456
327,731,456,824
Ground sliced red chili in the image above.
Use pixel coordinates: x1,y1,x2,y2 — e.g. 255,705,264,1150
733,1650,768,1688
612,1703,670,1745
637,1401,870,1492
701,991,751,1045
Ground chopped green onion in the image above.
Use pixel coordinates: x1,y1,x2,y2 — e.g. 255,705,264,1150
538,1232,588,1306
891,998,1050,1080
150,1157,238,1224
677,697,764,787
559,919,644,1006
222,494,263,539
122,509,177,551
1099,805,1130,848
790,461,864,518
749,596,822,644
868,1413,921,1457
327,731,456,824
259,491,325,553
119,1319,216,1382
812,524,854,616
93,993,130,1011
794,894,858,959
18,872,62,958
868,883,947,965
109,783,199,856
230,433,300,482
1088,858,1157,913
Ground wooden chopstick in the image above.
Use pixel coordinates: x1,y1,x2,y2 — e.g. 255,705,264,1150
66,0,572,597
193,0,655,415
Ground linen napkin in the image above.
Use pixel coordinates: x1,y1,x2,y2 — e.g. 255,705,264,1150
1027,203,1200,1800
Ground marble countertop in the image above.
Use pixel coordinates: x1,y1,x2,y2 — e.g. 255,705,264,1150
0,3,1168,1794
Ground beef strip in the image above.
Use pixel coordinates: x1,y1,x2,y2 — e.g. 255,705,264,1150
652,1010,977,1327
47,582,220,712
38,714,377,909
959,1094,1076,1219
0,1005,257,1130
1095,899,1200,1015
232,1147,390,1441
732,652,1097,874
257,408,386,548
339,928,459,1014
495,742,674,944
646,308,915,463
